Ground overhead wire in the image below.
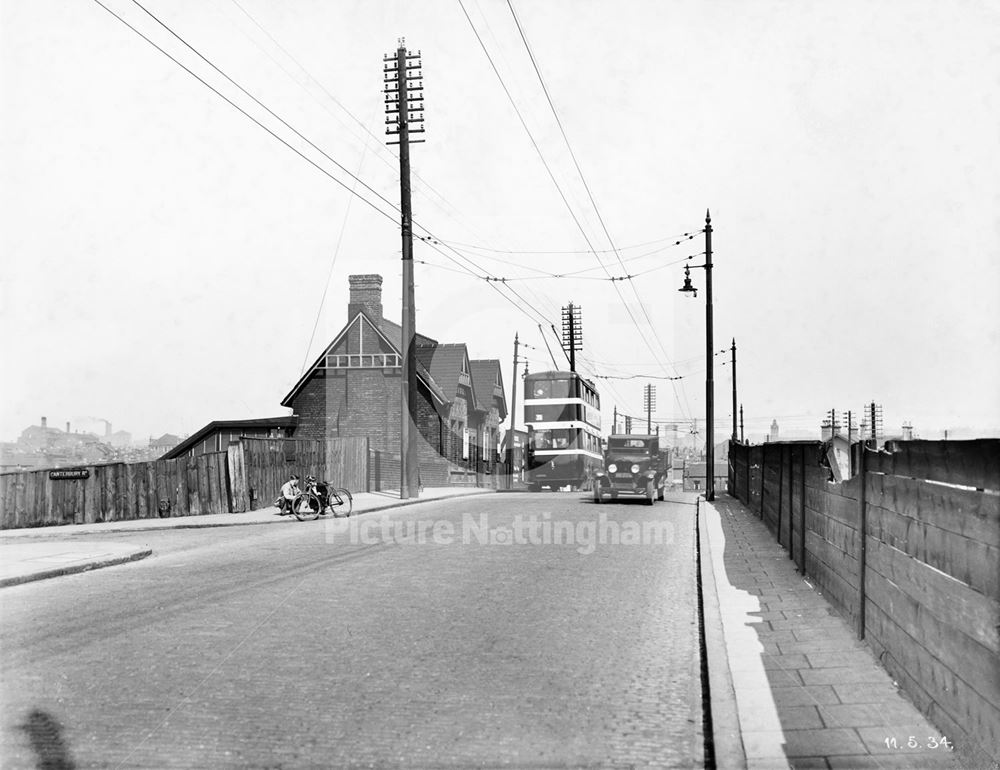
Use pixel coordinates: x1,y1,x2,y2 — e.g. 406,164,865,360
91,0,400,226
100,0,691,429
224,0,483,246
506,0,694,421
97,0,561,339
127,0,403,220
461,0,691,421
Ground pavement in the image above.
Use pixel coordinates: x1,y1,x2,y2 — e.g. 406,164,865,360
0,486,492,587
700,495,966,769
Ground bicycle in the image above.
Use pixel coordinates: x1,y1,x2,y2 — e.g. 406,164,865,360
290,481,353,521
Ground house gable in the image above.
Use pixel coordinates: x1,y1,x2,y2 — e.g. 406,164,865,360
417,343,479,408
281,310,448,409
469,359,508,421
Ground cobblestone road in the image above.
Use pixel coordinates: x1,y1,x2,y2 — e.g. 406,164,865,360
0,494,703,768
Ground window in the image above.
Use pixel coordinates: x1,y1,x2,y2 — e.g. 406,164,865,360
528,378,571,399
609,438,648,450
532,428,577,450
526,404,582,422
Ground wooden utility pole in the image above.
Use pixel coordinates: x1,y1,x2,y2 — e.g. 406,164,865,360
508,333,520,475
705,210,715,501
385,39,424,499
731,339,738,442
643,384,656,434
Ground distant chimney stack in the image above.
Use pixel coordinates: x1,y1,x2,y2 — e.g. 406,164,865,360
348,274,383,324
41,416,47,429
902,422,913,441
66,421,71,434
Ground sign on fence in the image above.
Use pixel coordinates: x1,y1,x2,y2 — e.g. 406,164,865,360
48,468,90,480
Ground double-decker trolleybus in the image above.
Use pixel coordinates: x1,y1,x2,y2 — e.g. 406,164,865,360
523,370,603,491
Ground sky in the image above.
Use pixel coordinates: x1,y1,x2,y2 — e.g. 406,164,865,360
2,0,998,445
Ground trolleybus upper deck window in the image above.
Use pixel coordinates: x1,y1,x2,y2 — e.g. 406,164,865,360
531,378,572,399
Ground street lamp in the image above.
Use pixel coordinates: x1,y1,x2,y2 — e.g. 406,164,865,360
678,210,715,501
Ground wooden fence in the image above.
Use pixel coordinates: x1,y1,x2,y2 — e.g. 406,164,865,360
240,438,328,511
0,452,232,528
1,435,511,527
728,439,1000,766
0,437,347,526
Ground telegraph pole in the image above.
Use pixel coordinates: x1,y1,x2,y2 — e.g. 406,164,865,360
385,39,424,499
739,404,745,443
705,210,715,501
613,405,618,434
643,384,656,434
730,338,737,442
561,303,582,373
508,333,519,475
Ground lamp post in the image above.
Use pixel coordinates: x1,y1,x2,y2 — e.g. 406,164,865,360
678,210,715,500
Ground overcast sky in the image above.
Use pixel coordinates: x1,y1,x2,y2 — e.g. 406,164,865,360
2,0,998,445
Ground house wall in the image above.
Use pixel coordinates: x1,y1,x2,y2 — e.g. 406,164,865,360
289,367,454,483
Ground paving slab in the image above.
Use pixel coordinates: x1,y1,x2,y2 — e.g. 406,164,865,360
0,542,151,587
699,495,965,769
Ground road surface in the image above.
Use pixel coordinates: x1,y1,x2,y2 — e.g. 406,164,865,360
1,493,703,768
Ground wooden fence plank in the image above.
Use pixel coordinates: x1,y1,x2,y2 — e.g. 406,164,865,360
865,568,1000,708
228,444,245,513
187,457,200,516
803,536,858,619
175,458,188,516
865,600,1000,762
868,439,1000,490
805,529,859,591
867,502,999,598
867,473,999,547
196,455,210,515
804,507,857,557
805,485,859,529
866,538,999,653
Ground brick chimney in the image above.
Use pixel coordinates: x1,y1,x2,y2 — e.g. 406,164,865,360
348,274,383,324
41,416,47,429
66,421,71,434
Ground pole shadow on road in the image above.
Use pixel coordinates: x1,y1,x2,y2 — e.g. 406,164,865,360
19,708,76,769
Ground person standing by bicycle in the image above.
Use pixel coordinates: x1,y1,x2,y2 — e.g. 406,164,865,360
278,474,300,515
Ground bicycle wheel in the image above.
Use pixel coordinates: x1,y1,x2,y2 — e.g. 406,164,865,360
331,488,353,517
292,492,321,521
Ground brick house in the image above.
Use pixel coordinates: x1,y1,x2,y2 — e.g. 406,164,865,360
280,274,506,486
469,359,507,469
